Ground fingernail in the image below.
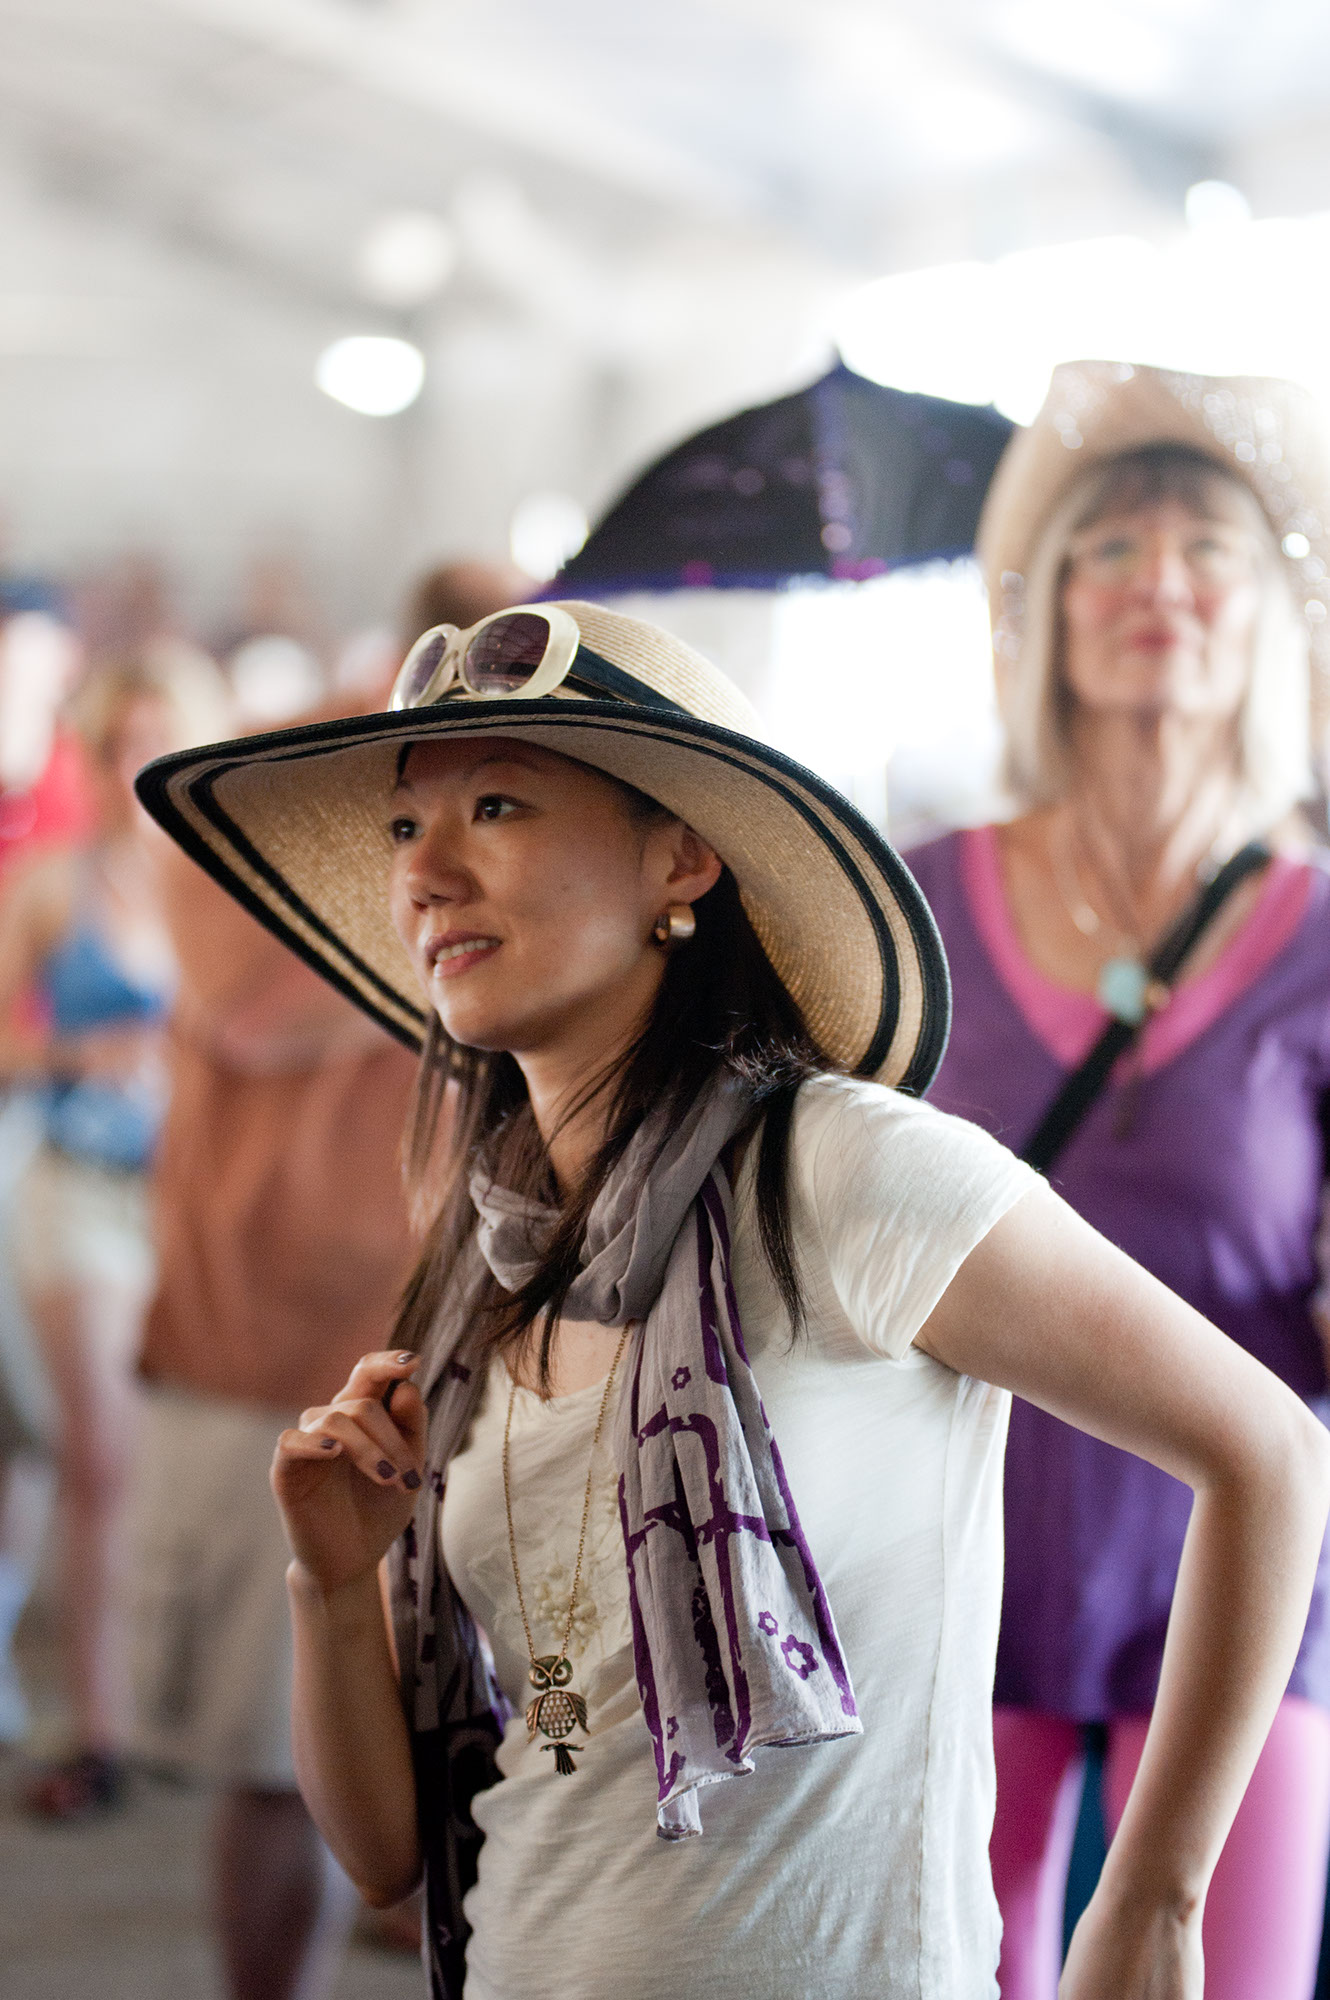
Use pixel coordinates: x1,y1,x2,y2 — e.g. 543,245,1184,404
403,1469,421,1491
377,1459,396,1481
320,1438,338,1452
396,1352,414,1365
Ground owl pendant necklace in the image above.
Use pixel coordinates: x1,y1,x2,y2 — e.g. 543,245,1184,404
502,1323,633,1775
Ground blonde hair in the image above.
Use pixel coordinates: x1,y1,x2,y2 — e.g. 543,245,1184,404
996,445,1312,831
66,646,231,763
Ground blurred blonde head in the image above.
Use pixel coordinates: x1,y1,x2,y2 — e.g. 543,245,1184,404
996,445,1312,831
66,644,231,767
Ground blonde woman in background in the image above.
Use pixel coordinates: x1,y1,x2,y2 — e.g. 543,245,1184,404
0,653,225,1817
908,363,1330,1999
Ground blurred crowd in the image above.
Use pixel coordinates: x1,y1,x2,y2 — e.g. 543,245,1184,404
0,548,529,1995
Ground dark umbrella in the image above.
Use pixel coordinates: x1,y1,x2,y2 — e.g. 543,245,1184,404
554,359,1015,595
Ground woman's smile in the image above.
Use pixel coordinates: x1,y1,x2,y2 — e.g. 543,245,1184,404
424,931,502,980
1120,617,1195,655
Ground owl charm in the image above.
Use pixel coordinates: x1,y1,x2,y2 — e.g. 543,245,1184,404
525,1654,589,1775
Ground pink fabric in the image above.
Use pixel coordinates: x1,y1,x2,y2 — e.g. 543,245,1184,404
1103,1700,1330,2000
992,1699,1330,2000
991,1710,1086,2000
958,824,1312,1074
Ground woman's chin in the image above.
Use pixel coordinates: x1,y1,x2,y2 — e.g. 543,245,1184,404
427,1005,508,1053
1075,664,1240,722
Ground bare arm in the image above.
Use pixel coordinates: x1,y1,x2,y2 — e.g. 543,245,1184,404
273,1349,427,1907
0,852,72,1074
0,848,161,1082
918,1182,1330,1998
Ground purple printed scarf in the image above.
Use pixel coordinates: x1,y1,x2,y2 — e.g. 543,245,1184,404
387,1076,860,1995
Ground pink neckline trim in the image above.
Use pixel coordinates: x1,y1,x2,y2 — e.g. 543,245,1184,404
958,823,1312,1073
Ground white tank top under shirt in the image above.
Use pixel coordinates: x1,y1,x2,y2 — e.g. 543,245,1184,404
441,1073,1039,1999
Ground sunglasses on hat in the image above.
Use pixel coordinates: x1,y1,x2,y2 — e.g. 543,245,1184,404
389,605,686,715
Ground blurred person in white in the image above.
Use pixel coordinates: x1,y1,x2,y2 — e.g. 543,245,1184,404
0,593,87,1745
0,652,225,1817
126,559,529,2000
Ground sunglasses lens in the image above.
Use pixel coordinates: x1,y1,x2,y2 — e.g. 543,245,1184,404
391,629,453,710
464,612,553,694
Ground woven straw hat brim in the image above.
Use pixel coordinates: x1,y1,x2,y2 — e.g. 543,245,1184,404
978,360,1330,631
135,700,950,1093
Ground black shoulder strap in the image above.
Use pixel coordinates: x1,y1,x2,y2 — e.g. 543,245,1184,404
1019,840,1270,1175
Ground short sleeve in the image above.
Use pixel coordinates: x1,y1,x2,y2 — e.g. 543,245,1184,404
792,1074,1040,1360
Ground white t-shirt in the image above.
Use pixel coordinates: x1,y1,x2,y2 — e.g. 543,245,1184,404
441,1074,1038,1999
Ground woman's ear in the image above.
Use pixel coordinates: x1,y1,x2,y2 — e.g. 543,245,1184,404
645,819,722,913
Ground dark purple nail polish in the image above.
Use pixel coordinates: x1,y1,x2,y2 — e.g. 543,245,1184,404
403,1469,421,1491
377,1459,395,1481
320,1437,337,1451
396,1352,414,1365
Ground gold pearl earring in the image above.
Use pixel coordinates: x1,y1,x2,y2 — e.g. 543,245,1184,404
652,904,696,946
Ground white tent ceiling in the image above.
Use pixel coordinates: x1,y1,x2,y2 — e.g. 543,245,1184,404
3,0,1330,632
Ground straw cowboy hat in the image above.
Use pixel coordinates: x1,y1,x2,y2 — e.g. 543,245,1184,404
134,600,950,1093
978,359,1330,683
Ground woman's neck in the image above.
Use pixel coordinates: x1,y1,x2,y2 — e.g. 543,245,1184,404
1063,708,1244,896
517,1021,644,1197
514,957,665,1197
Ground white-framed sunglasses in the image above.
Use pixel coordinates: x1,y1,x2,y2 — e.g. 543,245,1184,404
389,606,585,711
388,604,690,717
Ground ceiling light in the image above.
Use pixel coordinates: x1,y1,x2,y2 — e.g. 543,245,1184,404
315,336,425,416
1184,180,1252,232
510,491,589,581
355,211,457,308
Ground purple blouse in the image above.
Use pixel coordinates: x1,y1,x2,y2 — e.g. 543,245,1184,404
907,828,1330,1718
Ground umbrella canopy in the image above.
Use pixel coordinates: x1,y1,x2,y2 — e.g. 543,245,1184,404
555,360,1015,595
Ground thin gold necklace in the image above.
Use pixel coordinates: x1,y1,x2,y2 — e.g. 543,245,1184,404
1048,815,1174,1026
502,1322,634,1775
1048,817,1115,942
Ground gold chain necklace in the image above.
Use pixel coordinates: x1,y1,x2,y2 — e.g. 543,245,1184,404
1048,817,1116,942
1048,813,1195,1026
502,1322,633,1775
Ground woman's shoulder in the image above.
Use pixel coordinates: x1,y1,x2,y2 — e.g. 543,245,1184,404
0,845,77,948
789,1071,1036,1217
1265,848,1330,970
778,1073,1039,1360
1300,845,1330,898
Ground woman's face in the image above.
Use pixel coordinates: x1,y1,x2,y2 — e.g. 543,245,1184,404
1059,493,1263,725
386,736,720,1063
94,694,177,831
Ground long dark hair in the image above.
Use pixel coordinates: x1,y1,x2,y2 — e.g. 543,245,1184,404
391,783,836,1383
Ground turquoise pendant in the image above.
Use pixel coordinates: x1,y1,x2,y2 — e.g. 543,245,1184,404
1097,956,1150,1024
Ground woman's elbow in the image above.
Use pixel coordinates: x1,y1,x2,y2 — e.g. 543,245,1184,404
357,1861,424,1911
1290,1398,1330,1520
1232,1384,1330,1538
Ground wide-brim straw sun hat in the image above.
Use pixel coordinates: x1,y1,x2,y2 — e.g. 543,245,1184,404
134,600,950,1093
978,359,1330,682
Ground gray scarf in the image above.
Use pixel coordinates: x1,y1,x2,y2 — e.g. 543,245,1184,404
389,1074,860,1994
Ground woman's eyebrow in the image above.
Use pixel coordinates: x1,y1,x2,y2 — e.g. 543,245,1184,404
470,751,545,777
390,747,545,795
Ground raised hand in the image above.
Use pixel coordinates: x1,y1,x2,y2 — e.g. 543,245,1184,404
272,1350,426,1598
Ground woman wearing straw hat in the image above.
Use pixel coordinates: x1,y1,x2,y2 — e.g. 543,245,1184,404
138,599,1329,1998
908,361,1330,1999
